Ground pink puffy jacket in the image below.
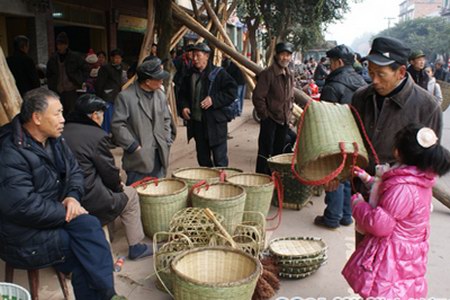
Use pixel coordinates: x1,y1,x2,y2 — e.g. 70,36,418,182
342,165,435,299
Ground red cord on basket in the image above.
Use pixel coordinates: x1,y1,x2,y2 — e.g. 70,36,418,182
190,180,208,195
219,170,226,182
266,171,284,231
350,142,359,193
130,176,158,188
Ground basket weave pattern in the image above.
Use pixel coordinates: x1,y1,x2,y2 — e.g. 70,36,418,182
0,282,31,300
172,167,221,189
439,80,450,111
226,173,274,221
171,247,261,300
136,179,188,237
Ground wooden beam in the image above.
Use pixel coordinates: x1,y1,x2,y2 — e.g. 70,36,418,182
0,46,22,125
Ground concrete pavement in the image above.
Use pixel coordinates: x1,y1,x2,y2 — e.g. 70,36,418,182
1,99,450,299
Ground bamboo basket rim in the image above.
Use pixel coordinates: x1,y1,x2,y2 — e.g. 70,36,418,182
172,167,222,180
226,172,274,188
192,182,246,200
170,246,261,287
269,236,328,259
267,153,295,165
136,178,188,196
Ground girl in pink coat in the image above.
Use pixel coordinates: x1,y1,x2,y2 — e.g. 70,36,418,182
342,124,450,299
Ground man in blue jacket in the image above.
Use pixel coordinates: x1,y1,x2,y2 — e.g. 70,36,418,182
0,88,124,300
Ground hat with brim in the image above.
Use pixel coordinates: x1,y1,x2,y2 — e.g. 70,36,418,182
190,42,211,53
137,58,169,80
409,50,425,61
367,37,410,66
366,53,396,66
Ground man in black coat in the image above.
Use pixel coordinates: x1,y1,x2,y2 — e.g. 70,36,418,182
6,35,40,96
0,88,125,300
407,50,429,90
179,43,237,167
314,44,367,230
64,94,152,260
46,32,87,117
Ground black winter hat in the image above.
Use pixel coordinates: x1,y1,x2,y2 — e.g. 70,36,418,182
367,37,411,66
75,94,107,114
56,32,69,44
326,44,355,65
137,58,169,80
275,42,294,54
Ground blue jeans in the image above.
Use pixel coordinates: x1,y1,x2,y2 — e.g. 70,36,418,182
323,181,352,227
236,85,246,116
54,214,115,300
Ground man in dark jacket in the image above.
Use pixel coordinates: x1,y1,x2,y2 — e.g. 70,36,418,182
314,44,367,229
6,35,40,96
179,42,237,167
0,88,125,300
407,50,429,90
253,42,295,174
95,48,125,133
46,32,87,117
352,37,442,245
433,59,449,82
222,54,245,116
64,94,152,260
313,57,329,89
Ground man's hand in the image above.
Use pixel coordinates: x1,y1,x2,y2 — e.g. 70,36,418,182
182,108,191,120
200,96,213,110
323,178,340,192
62,197,88,222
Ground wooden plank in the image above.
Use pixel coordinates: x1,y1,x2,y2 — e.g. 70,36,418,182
0,46,22,125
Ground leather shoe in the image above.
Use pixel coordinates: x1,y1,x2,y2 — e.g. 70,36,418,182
314,216,339,229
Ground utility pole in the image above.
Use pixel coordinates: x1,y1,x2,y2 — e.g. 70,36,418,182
384,17,395,30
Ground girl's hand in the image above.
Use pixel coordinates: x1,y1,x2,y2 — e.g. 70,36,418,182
351,193,364,208
354,167,373,184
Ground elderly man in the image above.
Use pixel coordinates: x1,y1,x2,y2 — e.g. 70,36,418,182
351,37,442,245
64,94,152,260
112,58,173,184
179,42,237,167
314,44,367,229
407,50,429,90
253,42,295,174
0,88,124,300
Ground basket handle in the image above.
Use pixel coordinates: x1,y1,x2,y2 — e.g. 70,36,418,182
204,208,237,248
266,171,284,231
291,141,348,186
130,176,158,188
151,231,193,298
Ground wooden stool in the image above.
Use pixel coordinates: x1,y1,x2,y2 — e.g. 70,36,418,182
4,263,70,300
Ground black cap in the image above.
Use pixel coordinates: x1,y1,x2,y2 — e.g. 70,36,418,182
367,37,410,66
75,94,107,114
190,42,211,53
137,58,169,80
326,44,355,65
275,42,294,54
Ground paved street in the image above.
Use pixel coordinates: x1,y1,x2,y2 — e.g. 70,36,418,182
1,99,450,299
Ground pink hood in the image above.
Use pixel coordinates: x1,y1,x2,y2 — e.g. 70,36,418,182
342,166,436,299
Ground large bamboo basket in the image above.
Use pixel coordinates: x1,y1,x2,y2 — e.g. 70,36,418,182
226,173,274,221
136,179,188,237
171,247,261,300
267,153,312,210
294,100,369,184
191,183,246,233
438,80,450,111
172,167,222,189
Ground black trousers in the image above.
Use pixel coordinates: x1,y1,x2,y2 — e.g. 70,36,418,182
255,117,288,174
60,90,78,118
192,121,228,167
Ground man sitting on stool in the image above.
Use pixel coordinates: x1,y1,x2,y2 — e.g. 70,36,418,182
64,94,152,260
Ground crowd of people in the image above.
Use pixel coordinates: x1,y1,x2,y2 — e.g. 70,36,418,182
2,29,450,300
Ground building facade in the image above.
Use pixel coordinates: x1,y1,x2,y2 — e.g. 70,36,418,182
399,0,442,22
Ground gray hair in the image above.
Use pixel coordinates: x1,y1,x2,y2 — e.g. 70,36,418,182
20,88,59,123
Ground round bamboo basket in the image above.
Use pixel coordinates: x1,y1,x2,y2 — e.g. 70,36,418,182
226,172,274,221
267,153,312,210
172,167,222,190
171,247,261,300
191,183,246,233
136,179,188,237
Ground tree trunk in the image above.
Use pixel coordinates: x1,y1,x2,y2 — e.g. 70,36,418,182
0,46,22,126
172,2,311,106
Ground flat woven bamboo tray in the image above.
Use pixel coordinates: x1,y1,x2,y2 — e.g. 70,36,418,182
278,253,328,267
279,269,318,279
279,261,326,275
269,236,327,259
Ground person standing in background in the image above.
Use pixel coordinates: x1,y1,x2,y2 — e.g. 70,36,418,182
47,32,87,117
407,50,429,90
6,35,40,96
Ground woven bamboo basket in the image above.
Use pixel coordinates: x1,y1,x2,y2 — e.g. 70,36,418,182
191,183,246,233
169,208,226,247
439,80,450,111
226,173,274,221
294,100,369,184
171,247,261,300
136,179,188,237
267,153,312,210
213,167,243,178
172,167,222,190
